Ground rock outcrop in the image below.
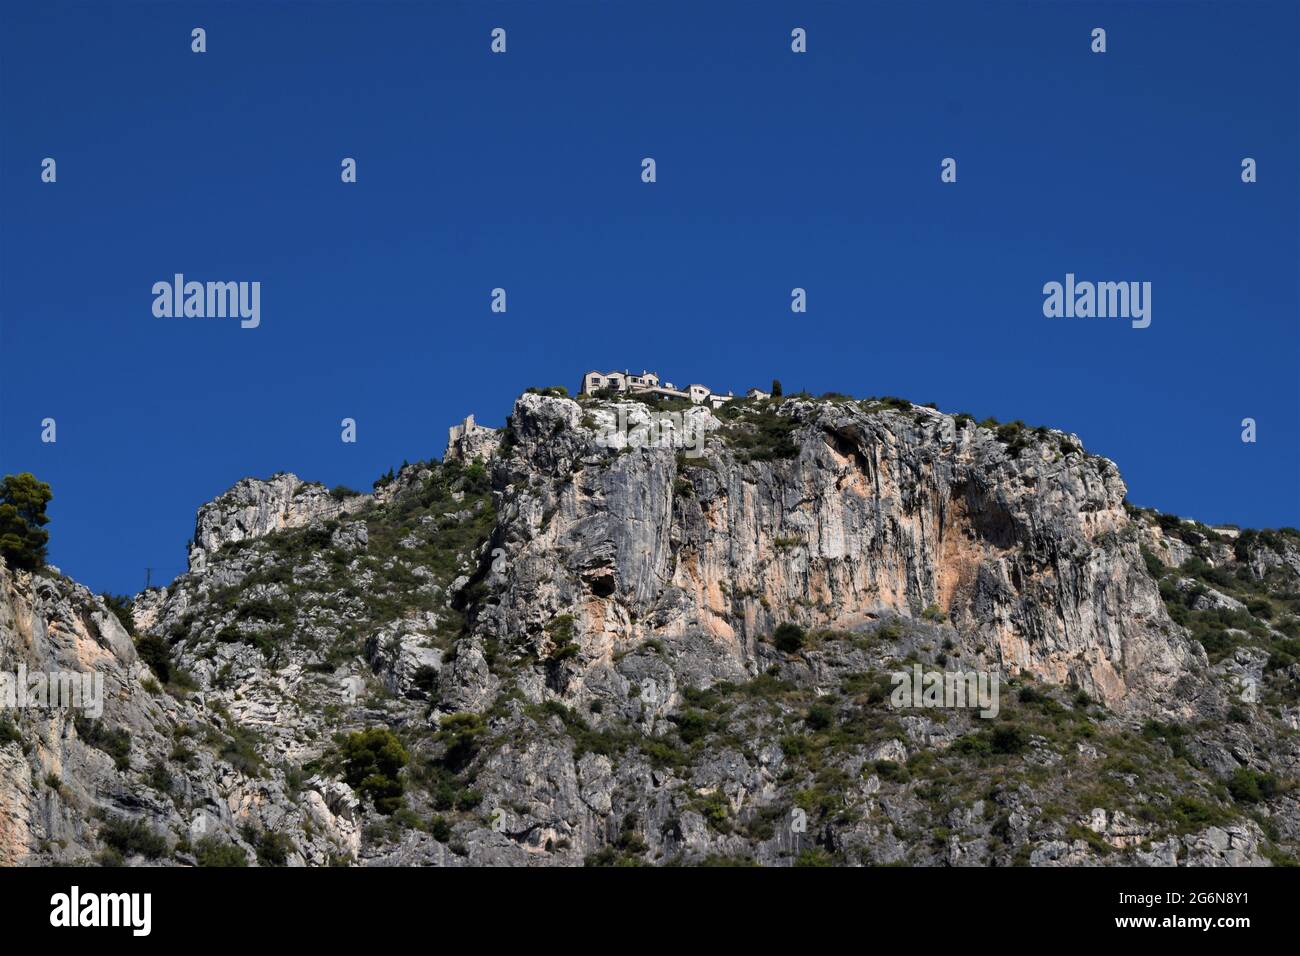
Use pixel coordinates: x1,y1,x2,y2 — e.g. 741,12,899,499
445,415,502,465
471,393,1196,715
2,385,1297,867
188,474,369,573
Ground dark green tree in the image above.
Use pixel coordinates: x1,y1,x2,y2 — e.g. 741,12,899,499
339,727,409,815
0,473,52,571
136,634,172,683
770,379,783,398
773,622,805,653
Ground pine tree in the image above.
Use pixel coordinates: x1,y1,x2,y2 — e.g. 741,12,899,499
0,473,52,571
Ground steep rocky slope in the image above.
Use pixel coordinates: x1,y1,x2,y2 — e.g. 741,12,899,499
2,388,1297,866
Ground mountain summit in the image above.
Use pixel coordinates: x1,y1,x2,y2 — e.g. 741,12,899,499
2,386,1297,866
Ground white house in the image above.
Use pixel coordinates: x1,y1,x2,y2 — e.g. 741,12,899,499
580,368,735,408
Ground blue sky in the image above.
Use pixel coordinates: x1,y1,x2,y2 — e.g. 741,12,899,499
1,1,1296,596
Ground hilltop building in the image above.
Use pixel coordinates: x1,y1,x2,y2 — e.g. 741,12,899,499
580,369,736,410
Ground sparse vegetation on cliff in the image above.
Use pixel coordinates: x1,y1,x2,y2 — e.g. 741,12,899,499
2,388,1297,869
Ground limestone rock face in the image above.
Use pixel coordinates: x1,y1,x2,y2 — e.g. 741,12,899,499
472,394,1197,714
0,561,364,866
3,386,1298,868
188,474,369,573
445,415,502,465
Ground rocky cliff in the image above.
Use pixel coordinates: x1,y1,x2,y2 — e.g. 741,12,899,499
2,387,1297,866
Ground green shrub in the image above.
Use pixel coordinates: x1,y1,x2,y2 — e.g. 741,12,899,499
774,623,806,653
99,816,167,859
146,761,172,794
0,715,21,747
1066,823,1113,856
1228,768,1280,804
340,727,409,815
952,733,991,756
1247,598,1274,620
793,847,836,866
994,421,1031,458
805,702,835,731
526,385,569,398
1017,685,1047,705
548,641,581,663
194,836,249,867
1141,720,1189,759
873,760,908,782
412,665,438,696
1168,796,1234,833
206,714,267,778
718,405,799,462
544,614,579,662
669,709,713,744
255,830,296,866
691,791,732,833
237,598,292,625
100,593,137,636
136,633,172,683
991,724,1028,755
1140,547,1165,578
75,717,132,771
435,713,486,772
